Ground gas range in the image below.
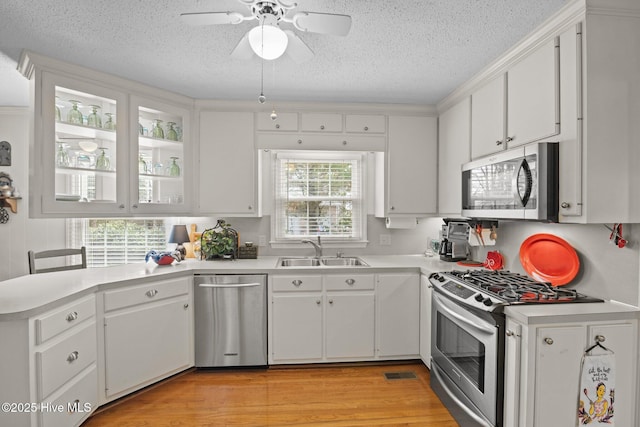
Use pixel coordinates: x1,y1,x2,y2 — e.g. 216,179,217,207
429,270,603,313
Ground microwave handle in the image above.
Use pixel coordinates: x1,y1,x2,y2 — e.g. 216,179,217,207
512,158,533,207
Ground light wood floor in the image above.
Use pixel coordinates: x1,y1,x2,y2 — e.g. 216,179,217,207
83,362,458,426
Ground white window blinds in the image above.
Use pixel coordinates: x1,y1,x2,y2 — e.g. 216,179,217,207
67,219,166,267
274,151,365,242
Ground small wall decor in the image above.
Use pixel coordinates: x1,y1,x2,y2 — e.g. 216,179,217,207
0,141,11,166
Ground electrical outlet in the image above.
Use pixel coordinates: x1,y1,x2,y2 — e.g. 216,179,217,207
379,234,391,246
258,235,267,247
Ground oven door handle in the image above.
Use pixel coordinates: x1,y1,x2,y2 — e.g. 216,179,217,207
433,293,496,335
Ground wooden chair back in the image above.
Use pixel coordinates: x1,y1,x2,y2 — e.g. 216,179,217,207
28,247,87,274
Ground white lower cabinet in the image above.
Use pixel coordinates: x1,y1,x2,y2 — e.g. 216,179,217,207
504,308,638,427
376,273,420,357
102,277,193,400
419,274,432,368
270,273,418,364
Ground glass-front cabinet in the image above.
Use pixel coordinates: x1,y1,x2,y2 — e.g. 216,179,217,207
130,96,189,215
42,72,128,215
35,68,191,217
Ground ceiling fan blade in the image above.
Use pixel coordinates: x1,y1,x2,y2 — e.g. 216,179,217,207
180,11,245,26
292,12,352,36
284,31,314,63
230,33,254,60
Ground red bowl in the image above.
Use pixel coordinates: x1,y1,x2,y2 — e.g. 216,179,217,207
155,255,175,265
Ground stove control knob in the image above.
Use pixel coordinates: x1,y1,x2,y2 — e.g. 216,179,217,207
483,298,493,307
474,294,484,302
438,275,446,282
430,273,440,281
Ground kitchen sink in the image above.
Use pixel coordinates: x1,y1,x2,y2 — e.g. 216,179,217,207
278,257,368,267
321,257,368,266
279,258,322,267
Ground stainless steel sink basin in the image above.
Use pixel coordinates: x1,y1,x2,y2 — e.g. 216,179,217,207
321,257,368,266
277,257,368,267
279,258,321,267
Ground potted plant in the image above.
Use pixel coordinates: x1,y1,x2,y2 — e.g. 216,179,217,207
200,220,238,260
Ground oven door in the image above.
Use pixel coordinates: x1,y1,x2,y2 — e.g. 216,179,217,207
430,290,503,426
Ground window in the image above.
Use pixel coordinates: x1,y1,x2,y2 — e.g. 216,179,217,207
67,219,167,267
273,151,366,243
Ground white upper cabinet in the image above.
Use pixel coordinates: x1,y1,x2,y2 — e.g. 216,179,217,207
345,114,386,133
197,111,261,216
376,115,437,217
471,38,560,160
471,74,506,159
22,52,193,217
438,97,470,216
300,113,343,132
256,111,298,131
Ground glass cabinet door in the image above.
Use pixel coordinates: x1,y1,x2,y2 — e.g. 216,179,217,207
41,72,128,215
130,96,190,214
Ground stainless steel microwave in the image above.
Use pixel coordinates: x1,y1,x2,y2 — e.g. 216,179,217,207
461,142,559,222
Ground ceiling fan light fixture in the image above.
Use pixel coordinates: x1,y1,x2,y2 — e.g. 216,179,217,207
248,24,288,60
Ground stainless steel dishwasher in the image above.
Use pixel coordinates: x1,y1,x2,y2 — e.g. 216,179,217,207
194,274,267,367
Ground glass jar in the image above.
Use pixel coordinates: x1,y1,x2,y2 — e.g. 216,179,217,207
138,155,148,174
169,157,180,177
103,112,116,130
152,119,164,139
55,143,70,167
67,100,83,125
87,105,102,128
166,122,178,141
95,147,111,171
55,96,62,122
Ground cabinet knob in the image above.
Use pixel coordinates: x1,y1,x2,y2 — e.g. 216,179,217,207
275,124,280,129
390,206,395,210
297,139,303,144
316,300,321,305
506,136,514,143
595,335,606,343
292,279,302,287
146,289,158,297
329,299,334,304
119,204,125,209
496,140,503,146
544,337,554,345
67,351,79,363
66,311,78,322
505,329,520,337
364,126,369,131
561,202,571,209
320,125,325,130
342,140,347,145
248,205,253,210
183,303,189,309
132,204,138,209
345,278,355,285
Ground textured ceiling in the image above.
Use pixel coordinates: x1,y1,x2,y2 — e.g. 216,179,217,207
0,0,568,106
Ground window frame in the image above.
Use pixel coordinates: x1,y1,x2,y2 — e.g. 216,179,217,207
270,150,368,248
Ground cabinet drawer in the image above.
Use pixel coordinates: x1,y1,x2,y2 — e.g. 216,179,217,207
325,274,375,291
40,365,97,427
256,112,298,131
272,275,322,292
256,133,386,151
36,322,97,400
301,113,343,132
36,294,96,344
345,115,386,133
103,277,190,312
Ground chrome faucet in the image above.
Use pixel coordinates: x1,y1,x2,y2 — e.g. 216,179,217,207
301,236,323,258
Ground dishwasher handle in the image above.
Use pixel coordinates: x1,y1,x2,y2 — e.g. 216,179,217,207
198,282,263,288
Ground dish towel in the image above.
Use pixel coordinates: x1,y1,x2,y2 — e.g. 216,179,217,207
577,342,615,425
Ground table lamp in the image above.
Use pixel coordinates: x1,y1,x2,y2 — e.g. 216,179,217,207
168,224,190,260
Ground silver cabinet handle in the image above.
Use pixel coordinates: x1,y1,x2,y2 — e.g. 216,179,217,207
316,300,321,305
320,125,325,130
342,140,347,145
248,205,253,210
506,136,514,143
146,289,158,297
561,202,571,209
329,299,334,304
595,335,605,343
119,204,125,209
66,311,78,322
297,139,302,144
544,337,554,345
292,279,302,287
390,206,395,210
275,124,280,129
345,279,355,285
496,140,503,146
364,126,369,131
183,303,189,309
505,330,515,337
132,204,138,209
67,351,79,362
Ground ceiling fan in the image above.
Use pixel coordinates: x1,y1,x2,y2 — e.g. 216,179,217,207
180,0,352,62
